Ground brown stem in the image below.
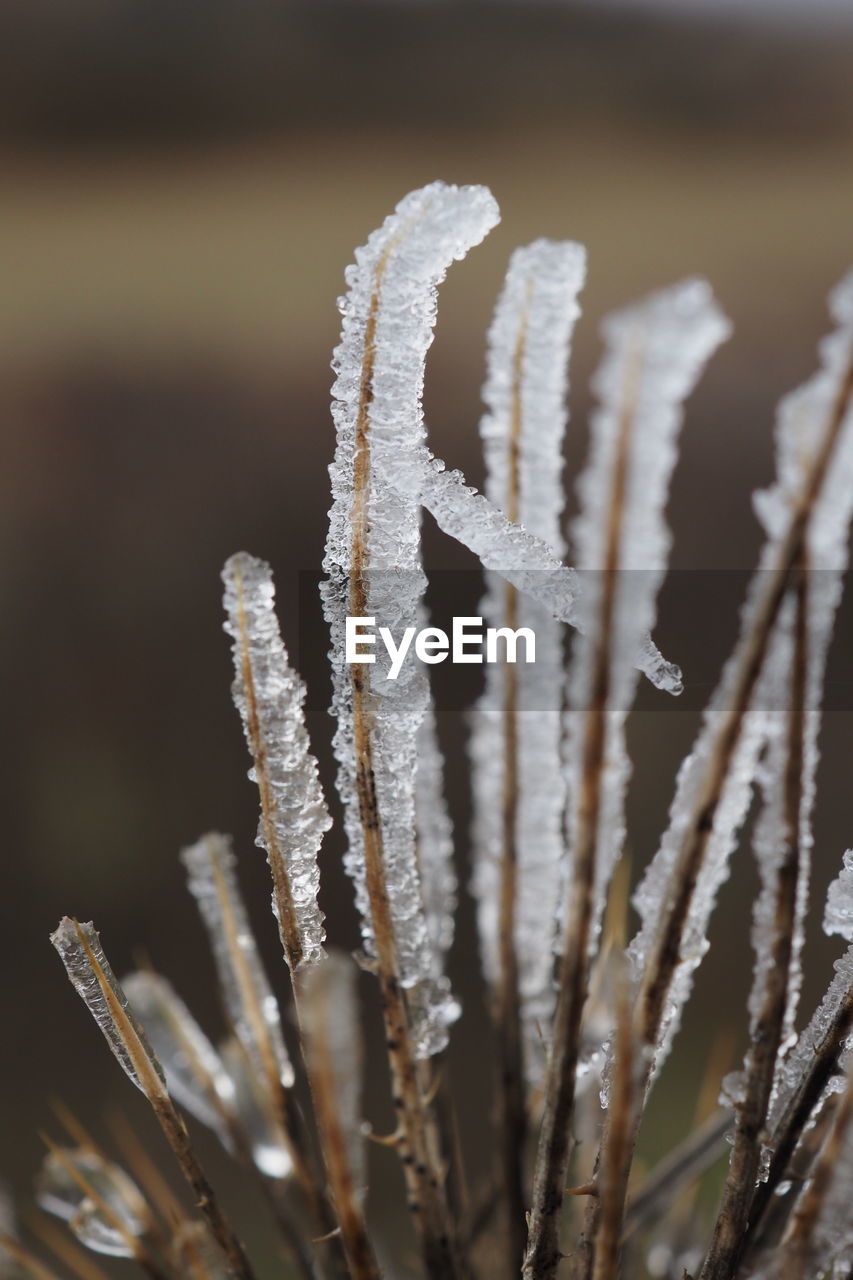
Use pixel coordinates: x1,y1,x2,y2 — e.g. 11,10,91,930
776,1068,853,1278
745,978,853,1255
348,263,461,1279
700,564,808,1280
592,961,634,1280
294,971,381,1280
523,337,640,1280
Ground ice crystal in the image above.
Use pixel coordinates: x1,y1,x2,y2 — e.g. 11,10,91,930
122,971,236,1146
36,1149,148,1259
50,919,166,1096
825,851,853,941
222,551,331,971
470,239,585,1083
409,449,682,694
181,833,294,1093
322,181,498,1054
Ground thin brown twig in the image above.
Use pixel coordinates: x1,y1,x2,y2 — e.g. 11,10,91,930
0,1231,62,1280
523,336,641,1280
699,562,809,1280
744,978,853,1256
68,922,256,1280
576,357,853,1280
347,256,463,1280
592,955,634,1280
776,1067,853,1279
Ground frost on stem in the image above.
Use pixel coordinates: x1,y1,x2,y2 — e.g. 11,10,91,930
322,180,499,1056
567,277,730,957
50,919,167,1099
629,270,853,1081
470,238,586,1085
122,971,237,1149
825,851,853,942
181,833,294,1096
222,551,331,973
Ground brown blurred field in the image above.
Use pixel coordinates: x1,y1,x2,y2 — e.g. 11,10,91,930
3,5,853,1273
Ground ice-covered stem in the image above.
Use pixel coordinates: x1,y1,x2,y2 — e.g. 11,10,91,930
471,244,584,1264
300,954,379,1280
524,325,635,1280
632,301,853,1080
700,572,809,1280
324,182,500,1276
411,452,681,695
222,551,331,973
524,279,728,1280
180,837,340,1270
49,919,256,1280
746,954,853,1253
776,1067,853,1278
470,240,585,1269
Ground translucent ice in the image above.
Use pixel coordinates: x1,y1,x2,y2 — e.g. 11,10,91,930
50,918,166,1097
123,970,236,1146
37,1147,148,1258
181,833,294,1095
222,551,331,971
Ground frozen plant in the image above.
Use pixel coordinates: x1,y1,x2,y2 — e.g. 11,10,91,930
7,182,853,1280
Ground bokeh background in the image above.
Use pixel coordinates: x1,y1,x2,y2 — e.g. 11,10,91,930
3,1,853,1273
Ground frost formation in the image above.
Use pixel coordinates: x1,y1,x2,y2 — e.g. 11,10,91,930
223,550,331,970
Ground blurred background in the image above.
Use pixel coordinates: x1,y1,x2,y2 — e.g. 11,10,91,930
3,0,853,1273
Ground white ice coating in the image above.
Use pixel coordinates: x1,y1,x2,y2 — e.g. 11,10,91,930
403,449,682,694
411,695,462,1056
745,602,799,1047
181,833,295,1093
629,272,853,1081
825,851,853,941
322,182,499,1055
122,971,236,1145
50,918,166,1096
300,951,366,1200
564,278,729,991
223,551,332,970
36,1148,148,1258
469,239,585,1085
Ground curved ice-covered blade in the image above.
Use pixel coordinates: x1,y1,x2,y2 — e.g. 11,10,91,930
323,181,499,1056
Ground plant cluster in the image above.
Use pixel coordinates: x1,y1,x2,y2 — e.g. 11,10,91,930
3,182,853,1280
